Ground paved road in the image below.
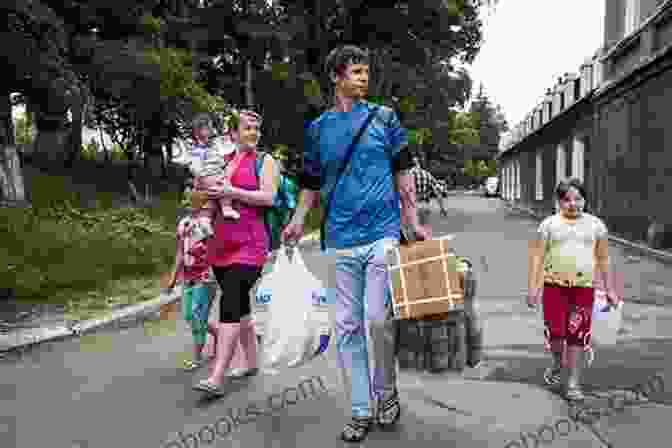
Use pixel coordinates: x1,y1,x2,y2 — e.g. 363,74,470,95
2,195,672,448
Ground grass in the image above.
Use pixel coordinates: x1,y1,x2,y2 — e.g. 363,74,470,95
0,171,179,321
0,170,323,322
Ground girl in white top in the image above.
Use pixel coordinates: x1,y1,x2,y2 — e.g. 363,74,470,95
528,179,620,401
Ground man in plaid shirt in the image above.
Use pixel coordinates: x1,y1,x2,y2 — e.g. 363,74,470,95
401,157,448,242
410,157,448,215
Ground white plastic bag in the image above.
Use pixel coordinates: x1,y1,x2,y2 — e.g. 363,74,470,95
251,256,277,336
260,246,331,369
591,289,623,346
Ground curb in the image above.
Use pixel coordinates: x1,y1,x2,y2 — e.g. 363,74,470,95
504,202,672,265
0,233,322,354
0,291,180,353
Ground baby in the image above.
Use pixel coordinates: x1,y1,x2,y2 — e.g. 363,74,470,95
188,114,240,221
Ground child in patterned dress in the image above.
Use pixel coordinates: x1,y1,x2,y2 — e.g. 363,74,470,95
164,188,219,371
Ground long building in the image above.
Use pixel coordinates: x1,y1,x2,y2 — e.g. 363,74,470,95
498,0,672,246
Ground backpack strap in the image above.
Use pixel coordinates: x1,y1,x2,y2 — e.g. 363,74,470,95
254,151,275,251
254,152,265,180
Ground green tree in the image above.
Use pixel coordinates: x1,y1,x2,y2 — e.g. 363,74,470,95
184,0,493,172
447,111,480,146
468,83,508,157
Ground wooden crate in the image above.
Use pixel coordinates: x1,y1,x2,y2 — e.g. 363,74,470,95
387,236,465,320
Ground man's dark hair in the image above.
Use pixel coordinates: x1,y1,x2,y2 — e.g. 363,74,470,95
556,178,590,212
325,45,370,79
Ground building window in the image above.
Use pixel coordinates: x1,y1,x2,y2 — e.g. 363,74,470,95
556,144,567,185
535,151,543,201
624,0,640,36
572,137,585,182
515,160,521,199
509,164,514,200
507,165,512,200
583,136,590,185
504,165,509,199
574,79,581,101
502,165,509,199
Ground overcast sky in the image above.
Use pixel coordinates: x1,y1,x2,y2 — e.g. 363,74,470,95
469,0,605,128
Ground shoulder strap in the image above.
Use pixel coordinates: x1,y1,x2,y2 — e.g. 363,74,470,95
320,105,380,251
253,151,275,250
254,152,265,180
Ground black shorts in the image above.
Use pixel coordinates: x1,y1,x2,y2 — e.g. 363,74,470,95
212,264,262,323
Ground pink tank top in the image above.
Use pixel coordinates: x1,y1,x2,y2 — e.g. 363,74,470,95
207,150,268,267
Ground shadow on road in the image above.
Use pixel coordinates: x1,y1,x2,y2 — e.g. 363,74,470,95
481,338,672,405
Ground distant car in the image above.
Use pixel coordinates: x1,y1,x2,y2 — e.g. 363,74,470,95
484,177,499,197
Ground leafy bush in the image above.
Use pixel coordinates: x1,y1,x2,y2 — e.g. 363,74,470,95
110,144,126,161
81,139,99,160
0,173,178,306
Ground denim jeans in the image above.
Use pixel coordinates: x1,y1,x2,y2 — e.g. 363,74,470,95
327,237,398,418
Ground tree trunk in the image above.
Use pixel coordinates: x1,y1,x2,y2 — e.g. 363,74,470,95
0,92,14,147
141,116,165,186
33,126,70,165
99,127,110,161
0,93,29,205
244,58,255,108
66,86,87,167
0,145,28,205
33,104,70,165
